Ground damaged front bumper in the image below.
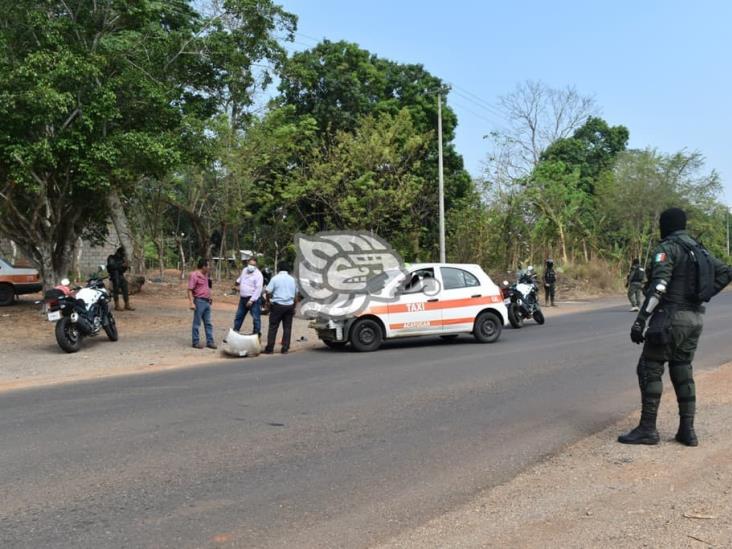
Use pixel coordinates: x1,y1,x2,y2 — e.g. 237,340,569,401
308,317,351,343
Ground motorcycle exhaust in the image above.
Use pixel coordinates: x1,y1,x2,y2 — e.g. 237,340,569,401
72,314,93,334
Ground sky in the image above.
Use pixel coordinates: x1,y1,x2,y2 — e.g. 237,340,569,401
275,0,732,205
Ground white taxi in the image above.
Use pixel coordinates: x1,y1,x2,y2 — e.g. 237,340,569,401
310,263,507,351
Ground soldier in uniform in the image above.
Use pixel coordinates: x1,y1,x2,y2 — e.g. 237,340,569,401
106,246,135,311
619,208,731,446
625,258,645,312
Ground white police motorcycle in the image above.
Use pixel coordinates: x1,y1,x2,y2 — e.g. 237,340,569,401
42,271,118,353
502,267,545,329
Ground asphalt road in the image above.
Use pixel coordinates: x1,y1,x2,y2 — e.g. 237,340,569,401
2,295,731,548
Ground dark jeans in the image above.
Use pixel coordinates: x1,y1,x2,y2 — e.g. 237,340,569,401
265,303,295,352
192,297,214,346
234,296,261,334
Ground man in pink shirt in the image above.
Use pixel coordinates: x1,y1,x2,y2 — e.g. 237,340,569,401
187,258,217,349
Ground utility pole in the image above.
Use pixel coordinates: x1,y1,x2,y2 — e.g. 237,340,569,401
437,92,446,263
727,205,730,257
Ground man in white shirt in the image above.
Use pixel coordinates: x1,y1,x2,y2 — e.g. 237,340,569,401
263,263,298,354
233,257,264,336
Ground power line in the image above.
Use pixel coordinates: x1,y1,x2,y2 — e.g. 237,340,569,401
448,99,506,130
449,82,504,115
450,88,506,121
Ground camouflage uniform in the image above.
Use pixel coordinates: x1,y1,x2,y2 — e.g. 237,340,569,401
622,229,731,446
626,264,645,309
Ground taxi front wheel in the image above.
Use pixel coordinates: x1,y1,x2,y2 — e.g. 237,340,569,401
350,318,384,352
473,311,502,343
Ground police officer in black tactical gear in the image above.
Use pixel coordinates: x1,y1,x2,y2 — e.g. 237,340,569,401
107,246,135,311
543,258,557,307
619,208,731,446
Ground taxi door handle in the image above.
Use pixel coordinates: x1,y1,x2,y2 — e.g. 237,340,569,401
427,298,439,302
471,294,482,298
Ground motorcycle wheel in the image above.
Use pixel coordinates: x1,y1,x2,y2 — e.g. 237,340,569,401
55,317,82,353
533,309,545,325
508,303,523,329
104,312,119,341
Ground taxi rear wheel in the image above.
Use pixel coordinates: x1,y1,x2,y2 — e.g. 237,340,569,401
350,318,383,352
473,311,502,343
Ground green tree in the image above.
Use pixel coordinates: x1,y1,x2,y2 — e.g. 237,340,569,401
525,160,588,264
281,109,432,259
0,0,295,286
277,40,472,256
597,148,724,263
541,117,629,193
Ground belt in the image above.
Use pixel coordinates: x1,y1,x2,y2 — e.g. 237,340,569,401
677,304,705,313
195,296,212,303
662,301,705,313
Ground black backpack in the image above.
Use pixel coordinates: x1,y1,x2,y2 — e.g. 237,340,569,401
673,237,716,303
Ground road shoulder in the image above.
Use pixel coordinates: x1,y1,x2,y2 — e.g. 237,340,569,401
378,362,732,548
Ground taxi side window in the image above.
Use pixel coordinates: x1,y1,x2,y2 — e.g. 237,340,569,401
441,267,479,290
404,268,435,293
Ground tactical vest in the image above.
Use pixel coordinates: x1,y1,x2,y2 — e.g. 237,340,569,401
629,267,644,283
664,242,692,306
664,234,712,307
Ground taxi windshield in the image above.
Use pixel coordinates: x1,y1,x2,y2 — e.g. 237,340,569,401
365,269,403,294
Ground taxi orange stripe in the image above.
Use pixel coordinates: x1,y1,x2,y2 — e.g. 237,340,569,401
363,294,502,316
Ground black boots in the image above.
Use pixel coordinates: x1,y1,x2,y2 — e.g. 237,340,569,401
618,406,699,447
618,418,660,445
618,397,660,445
123,297,135,311
675,416,698,446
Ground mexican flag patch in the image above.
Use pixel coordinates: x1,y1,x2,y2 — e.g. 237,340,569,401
655,252,667,263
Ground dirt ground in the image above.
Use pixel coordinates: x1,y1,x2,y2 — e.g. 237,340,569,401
379,361,732,549
0,278,600,392
0,279,315,391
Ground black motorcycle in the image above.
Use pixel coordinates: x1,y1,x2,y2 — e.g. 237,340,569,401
43,275,118,353
502,272,545,328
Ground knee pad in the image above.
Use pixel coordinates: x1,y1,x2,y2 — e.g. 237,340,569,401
637,357,664,397
669,361,695,402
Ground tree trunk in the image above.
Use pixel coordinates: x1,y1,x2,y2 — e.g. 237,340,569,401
71,237,83,282
10,240,18,265
107,190,136,271
558,224,569,264
155,236,165,280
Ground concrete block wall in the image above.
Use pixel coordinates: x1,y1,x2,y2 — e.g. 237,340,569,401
77,237,120,277
0,236,121,277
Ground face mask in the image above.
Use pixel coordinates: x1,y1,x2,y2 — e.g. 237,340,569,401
246,265,256,273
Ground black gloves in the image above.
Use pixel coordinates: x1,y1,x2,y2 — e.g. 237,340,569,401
630,318,646,344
